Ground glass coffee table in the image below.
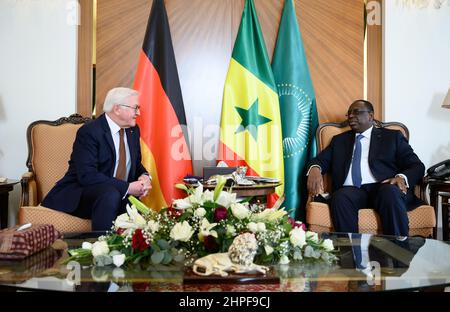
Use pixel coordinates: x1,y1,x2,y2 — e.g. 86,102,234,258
0,232,449,292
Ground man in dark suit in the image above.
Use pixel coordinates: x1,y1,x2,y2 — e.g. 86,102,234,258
307,100,425,236
42,87,152,230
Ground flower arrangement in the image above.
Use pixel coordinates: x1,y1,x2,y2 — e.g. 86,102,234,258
67,177,337,268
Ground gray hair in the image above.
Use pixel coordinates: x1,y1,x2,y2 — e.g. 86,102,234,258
103,87,139,112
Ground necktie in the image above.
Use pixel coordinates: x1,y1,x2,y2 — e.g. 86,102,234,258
115,129,126,180
351,134,364,188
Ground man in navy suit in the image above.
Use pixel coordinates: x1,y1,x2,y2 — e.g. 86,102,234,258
42,87,152,230
307,100,425,236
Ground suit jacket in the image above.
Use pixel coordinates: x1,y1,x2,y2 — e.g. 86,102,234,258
42,113,148,213
308,127,425,207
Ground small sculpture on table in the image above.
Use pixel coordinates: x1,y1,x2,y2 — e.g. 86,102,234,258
206,166,255,186
192,233,269,277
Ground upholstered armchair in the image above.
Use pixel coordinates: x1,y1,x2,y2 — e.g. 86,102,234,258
306,120,436,237
18,114,92,233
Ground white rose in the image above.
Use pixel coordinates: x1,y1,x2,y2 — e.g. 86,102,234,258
264,245,274,255
257,222,266,232
230,203,250,219
147,220,160,233
194,207,206,218
112,254,126,267
247,222,258,233
170,221,194,242
290,228,306,248
279,255,290,265
321,239,334,251
306,231,319,243
92,241,110,257
226,225,236,236
81,242,93,250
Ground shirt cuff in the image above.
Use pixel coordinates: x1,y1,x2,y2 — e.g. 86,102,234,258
306,165,322,176
396,174,409,188
122,188,129,200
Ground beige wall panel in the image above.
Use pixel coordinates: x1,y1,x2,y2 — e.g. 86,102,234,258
296,0,365,122
77,0,93,117
96,0,151,112
96,0,367,173
367,0,382,121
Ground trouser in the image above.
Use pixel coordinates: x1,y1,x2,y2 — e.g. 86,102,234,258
330,183,413,236
73,183,127,231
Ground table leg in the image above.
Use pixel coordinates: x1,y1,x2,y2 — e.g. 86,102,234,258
0,192,9,229
430,186,438,239
442,196,449,242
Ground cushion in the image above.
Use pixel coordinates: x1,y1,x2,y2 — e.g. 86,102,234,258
0,224,61,260
307,202,436,237
18,206,92,233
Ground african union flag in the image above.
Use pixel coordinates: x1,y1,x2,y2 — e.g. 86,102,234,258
218,0,284,206
272,0,318,220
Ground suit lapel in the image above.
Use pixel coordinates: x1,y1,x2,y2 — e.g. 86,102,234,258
100,114,117,176
343,132,355,177
369,127,382,161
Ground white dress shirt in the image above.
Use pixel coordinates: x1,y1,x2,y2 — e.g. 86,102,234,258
105,114,131,181
343,126,377,186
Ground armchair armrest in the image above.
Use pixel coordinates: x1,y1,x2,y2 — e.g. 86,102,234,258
415,177,429,204
21,172,38,206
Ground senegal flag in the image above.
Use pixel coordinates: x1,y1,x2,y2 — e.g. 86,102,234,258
133,0,192,211
218,0,284,206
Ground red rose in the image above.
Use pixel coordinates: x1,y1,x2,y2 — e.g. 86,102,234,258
132,282,150,292
214,207,228,222
204,235,219,252
132,229,149,252
288,217,306,230
288,217,296,227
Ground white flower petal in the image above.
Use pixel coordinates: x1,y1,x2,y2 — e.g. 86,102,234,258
112,254,126,267
81,242,93,250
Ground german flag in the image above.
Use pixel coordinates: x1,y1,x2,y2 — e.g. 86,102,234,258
133,0,192,211
218,0,284,207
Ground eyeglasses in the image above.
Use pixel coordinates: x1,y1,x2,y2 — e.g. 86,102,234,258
345,109,371,117
119,104,140,112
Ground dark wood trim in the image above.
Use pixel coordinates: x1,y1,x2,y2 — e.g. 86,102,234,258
77,0,94,117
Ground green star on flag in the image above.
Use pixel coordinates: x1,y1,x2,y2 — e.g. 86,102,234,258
235,99,272,140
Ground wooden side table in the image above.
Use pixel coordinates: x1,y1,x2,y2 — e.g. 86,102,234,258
202,183,281,197
427,179,450,241
0,179,19,229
